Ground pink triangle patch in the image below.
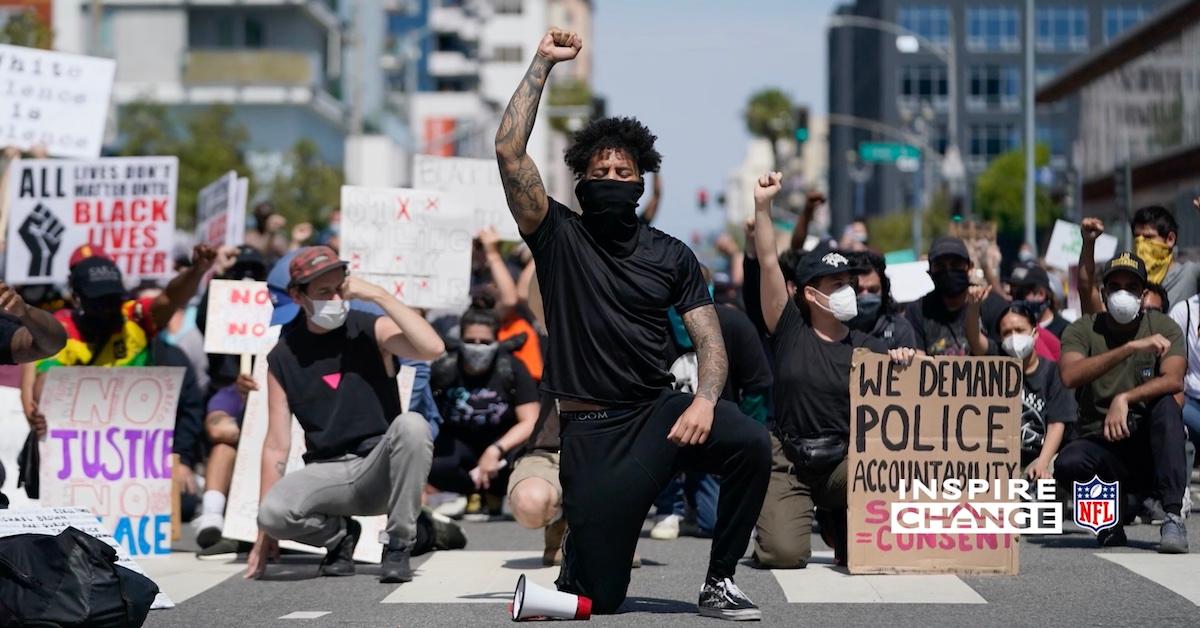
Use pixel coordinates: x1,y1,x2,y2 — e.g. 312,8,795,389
322,373,342,390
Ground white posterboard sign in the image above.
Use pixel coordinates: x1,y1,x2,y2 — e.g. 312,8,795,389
0,44,116,159
1044,219,1119,271
37,367,186,559
202,279,278,355
411,154,521,241
4,157,178,285
0,507,174,609
339,186,472,311
196,171,241,248
223,342,387,563
886,260,936,305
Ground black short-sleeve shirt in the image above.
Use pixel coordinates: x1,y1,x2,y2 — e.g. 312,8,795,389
438,357,539,453
524,197,713,405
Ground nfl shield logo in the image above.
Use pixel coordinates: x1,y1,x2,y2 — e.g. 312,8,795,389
1074,476,1119,534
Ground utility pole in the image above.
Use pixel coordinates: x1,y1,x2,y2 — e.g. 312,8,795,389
1023,0,1037,251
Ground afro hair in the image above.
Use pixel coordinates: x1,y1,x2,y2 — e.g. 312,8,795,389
564,116,662,179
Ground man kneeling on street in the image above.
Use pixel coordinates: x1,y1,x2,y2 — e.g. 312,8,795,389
1057,252,1189,553
247,246,454,582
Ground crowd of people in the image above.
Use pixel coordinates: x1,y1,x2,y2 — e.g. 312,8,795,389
1,27,1199,623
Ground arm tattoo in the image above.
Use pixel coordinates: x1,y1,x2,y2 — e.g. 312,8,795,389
683,305,728,404
496,56,552,228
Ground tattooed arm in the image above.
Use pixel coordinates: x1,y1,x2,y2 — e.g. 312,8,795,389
667,304,728,447
496,29,582,235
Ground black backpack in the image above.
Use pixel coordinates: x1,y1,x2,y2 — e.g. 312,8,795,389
0,527,159,627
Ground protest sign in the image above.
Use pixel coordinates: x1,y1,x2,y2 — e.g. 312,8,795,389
412,154,521,241
885,260,935,305
0,506,174,609
848,351,1022,575
196,171,242,248
0,44,116,159
1044,219,1118,271
223,346,386,563
340,185,473,311
4,157,178,285
202,280,278,355
37,367,185,559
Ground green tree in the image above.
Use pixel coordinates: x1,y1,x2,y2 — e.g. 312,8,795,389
866,191,952,254
0,11,52,49
267,139,343,226
743,88,794,169
973,144,1061,238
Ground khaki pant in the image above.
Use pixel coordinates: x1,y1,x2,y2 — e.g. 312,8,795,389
753,434,847,569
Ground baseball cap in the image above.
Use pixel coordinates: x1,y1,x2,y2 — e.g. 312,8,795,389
1102,251,1148,284
70,256,125,299
1007,263,1050,289
792,246,859,286
68,244,110,269
927,236,970,263
288,246,347,287
268,249,384,326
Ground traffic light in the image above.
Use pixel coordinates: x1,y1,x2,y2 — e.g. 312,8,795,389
1113,162,1131,212
697,188,709,210
794,106,810,143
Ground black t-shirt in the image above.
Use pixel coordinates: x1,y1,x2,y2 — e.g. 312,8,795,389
869,312,918,351
438,357,539,453
1020,358,1077,461
770,299,888,439
665,303,774,403
1042,313,1070,339
267,310,402,462
905,293,997,356
0,315,18,365
524,197,712,405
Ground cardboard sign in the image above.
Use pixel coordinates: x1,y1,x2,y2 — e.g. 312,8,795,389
223,344,387,563
0,507,174,609
412,154,521,241
0,44,116,159
4,157,178,285
848,351,1021,575
37,367,185,558
195,171,242,248
202,280,277,355
340,186,472,311
885,261,935,305
1044,219,1118,271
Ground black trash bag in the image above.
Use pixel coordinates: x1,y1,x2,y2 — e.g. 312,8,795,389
0,527,159,627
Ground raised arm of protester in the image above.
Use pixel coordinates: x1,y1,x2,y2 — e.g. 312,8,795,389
1,281,67,363
340,275,445,361
788,190,826,252
496,28,581,235
151,244,217,330
479,227,519,319
714,233,744,287
639,173,663,225
964,283,993,357
1078,218,1106,315
753,172,789,333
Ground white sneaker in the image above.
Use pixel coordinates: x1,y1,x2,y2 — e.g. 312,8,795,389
194,512,224,549
432,495,468,520
650,514,681,540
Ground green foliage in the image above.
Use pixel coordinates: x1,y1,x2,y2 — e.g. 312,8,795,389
744,88,795,140
973,144,1061,237
547,79,592,134
267,139,343,226
0,11,52,49
866,191,952,255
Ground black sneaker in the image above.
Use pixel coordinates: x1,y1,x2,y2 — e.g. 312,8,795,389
319,518,361,577
1159,513,1189,554
698,576,762,621
426,509,468,551
380,546,414,583
1097,524,1127,548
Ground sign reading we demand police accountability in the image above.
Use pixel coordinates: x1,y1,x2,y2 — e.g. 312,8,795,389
847,350,1055,575
4,157,178,285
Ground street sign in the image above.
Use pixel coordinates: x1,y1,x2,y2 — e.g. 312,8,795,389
859,142,920,164
896,156,920,173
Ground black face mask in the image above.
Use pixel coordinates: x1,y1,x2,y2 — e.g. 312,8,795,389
1013,299,1048,321
931,268,970,297
849,293,883,332
575,178,644,254
76,297,125,343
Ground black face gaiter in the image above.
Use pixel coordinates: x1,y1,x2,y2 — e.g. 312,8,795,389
931,268,970,297
75,297,125,344
575,178,644,255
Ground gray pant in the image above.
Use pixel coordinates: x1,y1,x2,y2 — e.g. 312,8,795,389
257,412,433,551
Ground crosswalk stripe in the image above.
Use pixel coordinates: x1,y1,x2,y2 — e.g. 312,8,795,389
381,551,557,604
139,555,244,604
1096,553,1200,606
770,552,988,604
279,611,332,619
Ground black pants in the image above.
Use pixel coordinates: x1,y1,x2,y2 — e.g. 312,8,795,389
555,390,771,614
1054,395,1186,516
429,434,510,497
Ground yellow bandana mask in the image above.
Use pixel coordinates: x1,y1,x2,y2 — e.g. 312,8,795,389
1135,236,1173,284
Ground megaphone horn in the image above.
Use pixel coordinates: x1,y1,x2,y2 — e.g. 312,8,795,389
511,574,592,621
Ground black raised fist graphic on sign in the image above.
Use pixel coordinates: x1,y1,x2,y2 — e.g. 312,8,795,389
18,203,66,278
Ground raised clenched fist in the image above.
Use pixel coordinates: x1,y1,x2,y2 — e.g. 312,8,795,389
754,172,783,206
1081,217,1105,243
537,28,582,63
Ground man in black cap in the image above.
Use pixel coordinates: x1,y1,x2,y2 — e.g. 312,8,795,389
1057,251,1189,553
1008,263,1070,339
904,236,997,357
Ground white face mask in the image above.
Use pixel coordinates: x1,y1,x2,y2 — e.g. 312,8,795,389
1002,333,1035,361
308,298,348,330
813,285,858,322
1106,290,1142,325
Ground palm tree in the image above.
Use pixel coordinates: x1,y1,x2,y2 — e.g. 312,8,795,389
744,88,795,171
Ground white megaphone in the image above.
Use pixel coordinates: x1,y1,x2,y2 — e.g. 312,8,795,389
511,574,592,621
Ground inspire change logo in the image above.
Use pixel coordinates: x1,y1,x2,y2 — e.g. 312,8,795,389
890,478,1064,534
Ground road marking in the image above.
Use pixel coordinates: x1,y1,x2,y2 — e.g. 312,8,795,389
138,554,243,604
771,552,987,604
381,551,557,604
1097,553,1200,605
279,611,332,619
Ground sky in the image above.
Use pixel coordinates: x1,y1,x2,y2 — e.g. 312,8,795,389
592,0,843,242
